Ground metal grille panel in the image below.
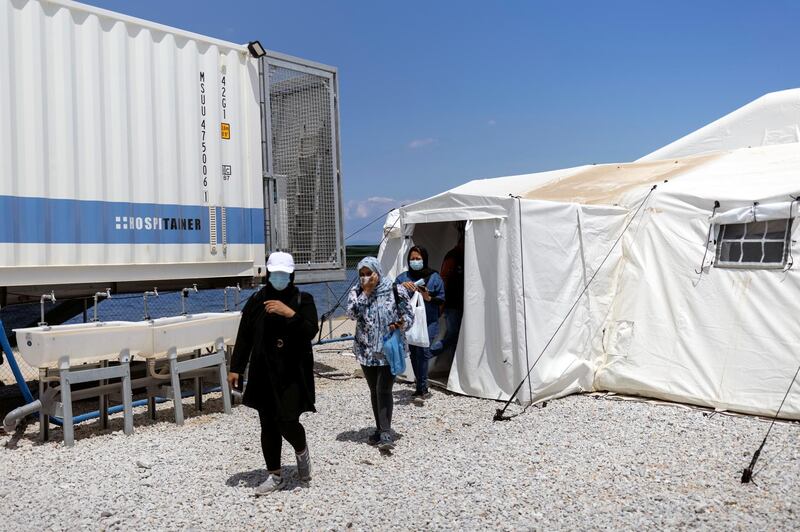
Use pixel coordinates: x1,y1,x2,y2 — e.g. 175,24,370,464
268,63,340,268
264,175,290,250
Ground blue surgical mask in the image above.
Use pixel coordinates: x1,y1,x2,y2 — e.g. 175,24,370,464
409,259,424,271
269,271,291,291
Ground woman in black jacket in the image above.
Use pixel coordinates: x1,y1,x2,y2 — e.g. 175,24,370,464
228,252,319,495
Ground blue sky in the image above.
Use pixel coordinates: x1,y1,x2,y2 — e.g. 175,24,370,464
85,0,800,243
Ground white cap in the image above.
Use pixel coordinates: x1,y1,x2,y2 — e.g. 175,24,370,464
266,251,295,273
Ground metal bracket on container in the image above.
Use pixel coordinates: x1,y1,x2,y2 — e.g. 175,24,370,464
209,206,218,255
221,206,228,256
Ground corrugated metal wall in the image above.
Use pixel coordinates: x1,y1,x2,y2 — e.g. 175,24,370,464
0,0,264,286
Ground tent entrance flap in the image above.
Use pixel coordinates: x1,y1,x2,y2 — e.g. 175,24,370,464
398,221,466,388
441,217,518,400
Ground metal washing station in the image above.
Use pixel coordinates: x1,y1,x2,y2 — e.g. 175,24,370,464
2,290,241,446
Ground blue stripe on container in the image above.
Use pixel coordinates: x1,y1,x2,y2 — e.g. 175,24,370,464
0,195,265,245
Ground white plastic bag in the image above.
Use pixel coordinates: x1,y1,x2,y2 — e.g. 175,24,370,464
405,291,429,347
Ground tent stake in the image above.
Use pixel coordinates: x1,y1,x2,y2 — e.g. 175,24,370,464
741,363,800,483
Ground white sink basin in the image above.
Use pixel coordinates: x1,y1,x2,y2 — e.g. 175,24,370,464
14,321,153,368
142,312,242,358
13,312,243,367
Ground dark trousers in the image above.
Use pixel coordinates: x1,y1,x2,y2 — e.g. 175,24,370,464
441,307,463,356
409,345,433,393
362,364,395,434
410,317,442,393
258,410,307,471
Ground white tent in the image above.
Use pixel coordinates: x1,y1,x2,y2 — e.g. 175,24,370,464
641,88,800,161
379,90,800,418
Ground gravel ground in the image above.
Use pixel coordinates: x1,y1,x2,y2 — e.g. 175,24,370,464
1,344,798,531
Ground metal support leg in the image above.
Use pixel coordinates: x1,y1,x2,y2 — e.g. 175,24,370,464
168,348,184,425
119,350,133,436
99,360,109,430
225,346,235,405
326,287,333,338
197,375,204,411
193,349,202,412
148,393,157,420
58,357,74,447
146,359,157,420
216,342,232,415
38,367,49,442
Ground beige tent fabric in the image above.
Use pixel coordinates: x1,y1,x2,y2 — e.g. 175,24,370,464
524,152,723,205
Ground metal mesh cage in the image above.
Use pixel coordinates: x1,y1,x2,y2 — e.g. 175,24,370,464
268,63,341,269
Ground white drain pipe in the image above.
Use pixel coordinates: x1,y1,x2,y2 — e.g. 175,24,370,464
3,400,42,433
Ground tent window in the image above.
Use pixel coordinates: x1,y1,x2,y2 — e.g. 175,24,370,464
716,218,793,268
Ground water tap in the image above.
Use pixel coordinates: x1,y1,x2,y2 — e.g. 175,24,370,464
180,284,198,315
91,288,112,322
39,291,56,327
143,288,159,320
223,283,241,311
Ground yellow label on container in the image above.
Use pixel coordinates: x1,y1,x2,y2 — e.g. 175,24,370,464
221,123,231,140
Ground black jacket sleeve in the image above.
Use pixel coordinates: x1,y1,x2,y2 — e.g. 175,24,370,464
229,294,261,374
286,292,319,342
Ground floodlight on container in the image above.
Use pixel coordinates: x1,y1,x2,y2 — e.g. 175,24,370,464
247,40,266,58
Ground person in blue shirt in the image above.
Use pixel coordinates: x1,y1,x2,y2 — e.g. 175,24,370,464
396,245,446,402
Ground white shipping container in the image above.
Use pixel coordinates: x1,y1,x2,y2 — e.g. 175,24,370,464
0,0,266,288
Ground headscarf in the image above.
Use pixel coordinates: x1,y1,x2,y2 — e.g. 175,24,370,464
356,256,392,295
405,245,436,281
356,256,398,353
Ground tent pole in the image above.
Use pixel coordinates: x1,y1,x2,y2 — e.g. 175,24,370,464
512,195,533,404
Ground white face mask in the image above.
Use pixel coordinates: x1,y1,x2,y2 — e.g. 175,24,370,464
360,274,373,285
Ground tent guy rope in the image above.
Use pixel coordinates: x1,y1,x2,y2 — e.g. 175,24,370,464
783,196,799,272
494,184,659,422
740,363,800,484
315,208,401,344
694,200,720,277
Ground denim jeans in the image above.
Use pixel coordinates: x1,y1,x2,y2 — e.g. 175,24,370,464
409,319,442,392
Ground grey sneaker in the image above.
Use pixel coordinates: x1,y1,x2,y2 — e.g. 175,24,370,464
296,448,312,481
377,432,395,451
255,474,284,496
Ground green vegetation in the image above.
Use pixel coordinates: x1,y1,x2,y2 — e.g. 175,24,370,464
346,245,379,268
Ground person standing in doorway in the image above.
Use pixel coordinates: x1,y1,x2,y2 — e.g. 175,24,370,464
228,252,319,496
346,257,414,450
440,223,465,358
396,246,445,403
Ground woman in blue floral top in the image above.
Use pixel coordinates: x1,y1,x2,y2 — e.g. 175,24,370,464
346,256,414,450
